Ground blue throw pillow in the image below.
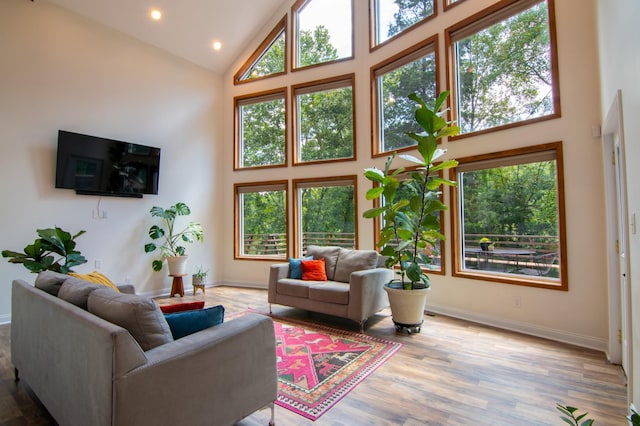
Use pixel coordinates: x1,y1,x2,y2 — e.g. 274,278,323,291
288,256,313,279
164,305,225,339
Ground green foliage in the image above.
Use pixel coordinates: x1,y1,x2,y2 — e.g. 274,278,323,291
144,202,203,272
556,404,594,426
363,91,459,290
193,265,208,279
629,408,640,426
456,2,553,133
385,0,434,40
244,31,285,80
2,227,87,273
298,26,339,68
241,97,286,167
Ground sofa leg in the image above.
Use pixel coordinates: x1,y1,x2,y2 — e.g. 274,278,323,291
268,402,275,426
269,304,273,315
14,367,19,382
359,320,365,333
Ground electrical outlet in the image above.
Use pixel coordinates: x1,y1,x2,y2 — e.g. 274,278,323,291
513,295,522,308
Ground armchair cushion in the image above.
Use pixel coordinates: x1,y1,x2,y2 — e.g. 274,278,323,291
34,270,71,296
58,278,105,310
334,248,379,283
164,305,225,339
88,288,173,351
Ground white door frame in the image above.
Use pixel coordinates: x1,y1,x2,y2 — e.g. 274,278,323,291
602,90,631,387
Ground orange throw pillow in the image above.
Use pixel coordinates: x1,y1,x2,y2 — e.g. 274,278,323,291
301,258,327,281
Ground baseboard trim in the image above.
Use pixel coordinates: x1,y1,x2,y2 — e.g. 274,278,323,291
426,303,608,352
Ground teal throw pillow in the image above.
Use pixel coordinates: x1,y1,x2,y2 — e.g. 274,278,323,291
288,256,313,279
164,305,225,339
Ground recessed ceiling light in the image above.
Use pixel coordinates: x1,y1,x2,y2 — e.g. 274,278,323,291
150,9,162,21
212,41,222,51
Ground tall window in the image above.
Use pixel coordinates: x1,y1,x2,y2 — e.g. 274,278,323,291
294,176,357,255
293,75,355,165
447,0,559,136
371,0,435,48
372,36,438,156
235,181,288,259
234,17,286,84
293,0,353,70
451,142,567,290
235,89,287,170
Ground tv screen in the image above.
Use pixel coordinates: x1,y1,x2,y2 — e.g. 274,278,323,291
55,130,160,197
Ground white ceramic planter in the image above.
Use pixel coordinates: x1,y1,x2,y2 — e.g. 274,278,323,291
166,255,188,276
384,284,430,331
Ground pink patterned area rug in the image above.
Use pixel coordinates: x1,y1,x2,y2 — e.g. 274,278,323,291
270,315,402,421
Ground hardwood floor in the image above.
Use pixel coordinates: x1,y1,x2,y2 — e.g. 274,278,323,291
0,286,628,425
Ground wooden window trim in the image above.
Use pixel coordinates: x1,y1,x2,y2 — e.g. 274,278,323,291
443,0,469,12
369,0,438,52
234,88,288,171
291,0,355,72
370,35,439,158
444,0,561,141
293,175,358,256
234,180,289,260
292,74,357,166
449,142,568,290
233,16,287,85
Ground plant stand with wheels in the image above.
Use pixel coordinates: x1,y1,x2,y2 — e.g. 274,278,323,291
170,274,187,297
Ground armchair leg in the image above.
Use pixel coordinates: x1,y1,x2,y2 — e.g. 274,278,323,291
268,402,275,426
14,367,19,382
269,304,273,315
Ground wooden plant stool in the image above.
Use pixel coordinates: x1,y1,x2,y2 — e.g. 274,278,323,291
193,282,205,295
169,274,187,297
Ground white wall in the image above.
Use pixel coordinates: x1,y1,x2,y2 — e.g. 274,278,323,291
597,0,640,409
0,0,223,322
222,0,609,349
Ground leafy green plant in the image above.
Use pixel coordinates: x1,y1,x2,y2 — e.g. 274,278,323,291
629,408,640,425
556,404,594,426
363,91,459,290
144,202,204,272
2,227,87,273
193,265,208,279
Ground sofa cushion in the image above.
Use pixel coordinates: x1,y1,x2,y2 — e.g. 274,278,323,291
301,258,327,281
88,288,173,351
164,305,225,339
309,282,350,305
277,279,311,298
333,248,379,283
34,270,70,296
288,256,313,279
68,271,120,292
306,245,341,280
58,277,105,310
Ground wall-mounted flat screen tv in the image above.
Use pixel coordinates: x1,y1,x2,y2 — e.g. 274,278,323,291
55,130,161,198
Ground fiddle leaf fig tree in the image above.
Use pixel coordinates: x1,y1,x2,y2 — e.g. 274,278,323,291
363,91,459,290
2,227,87,273
144,202,204,272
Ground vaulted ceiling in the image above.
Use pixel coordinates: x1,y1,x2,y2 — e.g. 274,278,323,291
46,0,288,74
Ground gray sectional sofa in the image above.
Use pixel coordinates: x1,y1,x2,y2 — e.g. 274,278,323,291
268,245,393,331
11,272,277,426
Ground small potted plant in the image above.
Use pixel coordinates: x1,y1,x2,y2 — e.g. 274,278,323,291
192,266,208,287
479,237,492,251
144,202,204,275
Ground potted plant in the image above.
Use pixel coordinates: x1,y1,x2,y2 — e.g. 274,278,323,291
363,91,459,333
192,265,208,287
2,227,87,273
144,202,204,275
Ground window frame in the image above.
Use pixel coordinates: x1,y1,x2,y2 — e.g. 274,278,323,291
450,141,568,290
444,0,561,140
233,16,287,85
234,180,289,260
369,0,438,51
291,0,355,72
293,175,359,256
370,35,439,158
234,88,288,171
292,74,356,166
443,0,469,12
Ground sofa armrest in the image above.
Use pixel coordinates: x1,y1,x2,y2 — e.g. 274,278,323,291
347,268,393,323
117,284,136,294
268,263,289,303
113,313,277,426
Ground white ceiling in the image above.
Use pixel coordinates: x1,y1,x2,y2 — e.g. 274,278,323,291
46,0,288,74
